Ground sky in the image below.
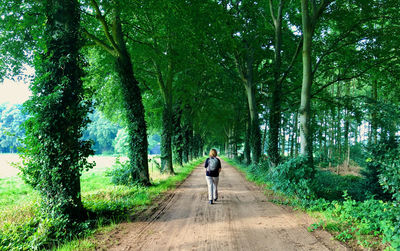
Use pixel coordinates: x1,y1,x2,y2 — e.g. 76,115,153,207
0,65,33,105
0,79,31,104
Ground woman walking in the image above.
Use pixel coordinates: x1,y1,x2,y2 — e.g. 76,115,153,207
205,149,222,204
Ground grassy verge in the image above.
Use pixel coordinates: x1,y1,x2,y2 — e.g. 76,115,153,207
0,157,204,250
221,157,400,251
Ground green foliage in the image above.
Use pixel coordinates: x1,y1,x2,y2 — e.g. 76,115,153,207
0,104,28,153
313,171,365,201
270,155,315,199
363,141,399,201
83,110,120,155
105,158,135,186
113,129,129,155
226,157,400,249
325,196,400,249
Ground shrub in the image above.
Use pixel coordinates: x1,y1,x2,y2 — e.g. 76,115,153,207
270,155,315,199
106,158,136,186
313,171,365,201
378,155,400,202
362,141,399,201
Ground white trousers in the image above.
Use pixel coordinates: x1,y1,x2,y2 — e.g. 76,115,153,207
205,176,219,201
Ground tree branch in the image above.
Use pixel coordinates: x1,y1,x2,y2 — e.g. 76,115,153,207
82,29,117,56
278,36,303,86
269,0,277,29
311,0,333,30
90,0,120,56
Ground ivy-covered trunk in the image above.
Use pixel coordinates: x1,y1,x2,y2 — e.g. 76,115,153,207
192,133,202,158
244,116,251,165
182,121,190,163
21,0,92,224
161,101,174,174
182,112,193,163
114,11,150,185
172,105,183,166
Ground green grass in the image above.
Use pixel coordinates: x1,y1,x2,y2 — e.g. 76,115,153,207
0,156,204,250
0,176,37,209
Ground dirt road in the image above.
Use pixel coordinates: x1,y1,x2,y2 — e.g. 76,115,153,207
104,160,348,251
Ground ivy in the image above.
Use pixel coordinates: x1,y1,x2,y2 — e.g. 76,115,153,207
17,0,93,248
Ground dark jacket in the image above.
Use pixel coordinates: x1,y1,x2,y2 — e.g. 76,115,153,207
205,157,221,177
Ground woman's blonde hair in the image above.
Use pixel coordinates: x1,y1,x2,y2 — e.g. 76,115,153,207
209,149,218,157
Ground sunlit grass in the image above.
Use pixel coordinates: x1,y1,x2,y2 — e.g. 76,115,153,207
0,155,204,250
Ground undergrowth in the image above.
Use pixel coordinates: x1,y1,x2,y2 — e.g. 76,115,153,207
222,156,400,250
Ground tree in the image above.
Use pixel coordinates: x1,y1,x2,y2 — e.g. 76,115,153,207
299,0,332,165
20,0,93,229
81,0,150,185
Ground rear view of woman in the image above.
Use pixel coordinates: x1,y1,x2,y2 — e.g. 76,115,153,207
205,149,222,204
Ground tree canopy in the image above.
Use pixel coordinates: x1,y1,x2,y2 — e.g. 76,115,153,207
1,0,400,249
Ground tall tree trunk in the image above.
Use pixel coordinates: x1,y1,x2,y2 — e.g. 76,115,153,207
280,123,285,157
235,44,261,164
294,113,299,157
154,55,174,174
290,113,296,157
336,83,342,159
299,0,313,164
371,80,378,144
182,111,192,164
115,54,150,184
268,0,284,167
299,0,331,166
188,125,194,161
161,100,174,173
323,114,328,162
261,123,268,156
245,83,262,164
344,83,350,168
172,105,183,166
244,114,251,164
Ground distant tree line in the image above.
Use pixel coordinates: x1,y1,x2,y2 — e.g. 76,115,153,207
0,104,160,155
0,104,27,153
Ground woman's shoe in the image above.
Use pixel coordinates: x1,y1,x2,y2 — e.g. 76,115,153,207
209,200,213,204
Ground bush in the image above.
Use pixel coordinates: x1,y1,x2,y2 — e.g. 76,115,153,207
106,158,135,186
313,171,365,201
362,141,399,201
378,155,400,202
270,155,315,199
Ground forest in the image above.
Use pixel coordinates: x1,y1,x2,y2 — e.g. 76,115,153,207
0,0,399,250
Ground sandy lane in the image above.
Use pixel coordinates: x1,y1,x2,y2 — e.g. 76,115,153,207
104,159,348,251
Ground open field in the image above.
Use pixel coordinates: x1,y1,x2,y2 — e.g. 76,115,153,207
0,154,21,178
0,154,162,211
0,154,131,179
